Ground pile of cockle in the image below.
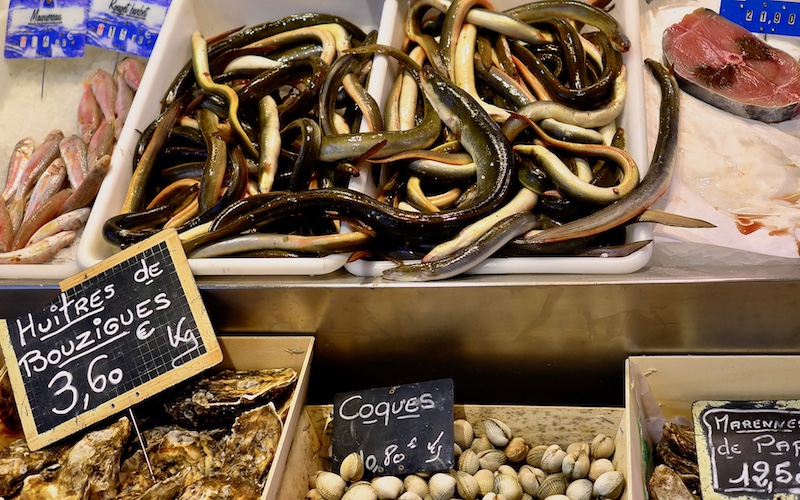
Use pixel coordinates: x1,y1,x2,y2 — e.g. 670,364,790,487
0,367,297,499
102,2,701,280
0,57,143,265
307,417,625,500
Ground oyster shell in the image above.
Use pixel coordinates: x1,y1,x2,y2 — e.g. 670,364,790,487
0,438,65,497
648,464,697,500
175,474,262,499
19,416,131,500
219,403,283,484
164,368,297,429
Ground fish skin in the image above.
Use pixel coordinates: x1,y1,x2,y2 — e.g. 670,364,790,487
23,158,67,222
59,134,90,190
28,207,90,245
13,130,64,203
2,137,35,203
6,197,24,235
12,188,72,250
114,71,135,140
116,56,145,91
78,81,102,144
0,202,13,252
58,154,110,215
88,68,118,127
0,231,76,265
87,120,115,168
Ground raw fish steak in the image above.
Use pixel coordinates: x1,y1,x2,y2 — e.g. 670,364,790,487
663,8,800,122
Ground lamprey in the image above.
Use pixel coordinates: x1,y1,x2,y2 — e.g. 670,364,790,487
516,58,679,246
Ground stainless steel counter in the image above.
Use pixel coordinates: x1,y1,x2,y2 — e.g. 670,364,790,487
1,242,798,406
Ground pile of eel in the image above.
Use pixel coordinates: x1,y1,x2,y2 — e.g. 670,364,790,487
104,2,698,281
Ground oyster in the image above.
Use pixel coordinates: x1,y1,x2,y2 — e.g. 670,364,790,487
219,403,283,484
0,366,22,444
175,474,262,500
0,437,65,496
164,368,297,429
19,416,131,499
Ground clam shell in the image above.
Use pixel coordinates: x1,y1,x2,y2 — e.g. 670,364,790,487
504,436,529,463
493,472,523,500
588,458,615,481
517,465,544,496
428,472,456,500
535,472,567,498
566,441,590,455
562,450,590,480
454,419,475,450
525,444,548,468
342,482,378,500
315,471,347,500
458,448,480,475
397,493,423,500
590,434,616,460
565,478,594,500
540,444,567,473
455,470,480,500
484,418,513,447
371,476,404,500
478,449,507,471
403,475,429,498
340,452,365,483
542,495,570,500
593,470,625,500
473,468,495,496
307,489,326,500
470,435,494,454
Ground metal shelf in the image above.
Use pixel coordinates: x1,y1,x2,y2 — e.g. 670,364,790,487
1,242,797,406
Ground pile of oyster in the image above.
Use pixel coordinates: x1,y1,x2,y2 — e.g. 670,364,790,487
648,421,700,500
0,367,297,499
307,417,626,500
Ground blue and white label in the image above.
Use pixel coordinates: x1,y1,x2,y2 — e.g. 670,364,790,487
720,0,800,37
4,0,89,59
86,0,171,57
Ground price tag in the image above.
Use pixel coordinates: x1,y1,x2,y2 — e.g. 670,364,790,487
332,379,454,478
4,0,89,59
693,399,800,499
86,0,171,57
0,228,222,451
720,0,800,36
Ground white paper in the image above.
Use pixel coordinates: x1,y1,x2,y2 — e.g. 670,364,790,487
642,0,800,259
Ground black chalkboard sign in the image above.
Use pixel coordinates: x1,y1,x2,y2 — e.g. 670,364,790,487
0,229,222,450
332,378,454,478
693,399,800,500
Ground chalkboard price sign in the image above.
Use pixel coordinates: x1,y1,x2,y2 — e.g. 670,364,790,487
332,378,454,479
693,399,800,500
0,229,221,450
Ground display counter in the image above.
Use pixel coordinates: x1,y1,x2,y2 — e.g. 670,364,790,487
0,241,797,408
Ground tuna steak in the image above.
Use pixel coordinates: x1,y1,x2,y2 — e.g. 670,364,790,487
663,8,800,123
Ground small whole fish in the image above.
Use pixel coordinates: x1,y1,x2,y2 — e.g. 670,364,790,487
88,69,118,128
78,81,102,143
59,134,90,190
23,158,67,222
114,71,135,140
0,230,76,264
28,207,90,246
87,120,115,168
0,202,13,252
58,154,110,215
116,56,145,91
13,130,64,203
2,138,35,203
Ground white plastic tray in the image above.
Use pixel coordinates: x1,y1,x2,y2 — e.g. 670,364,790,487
78,0,390,275
345,0,653,277
0,0,121,280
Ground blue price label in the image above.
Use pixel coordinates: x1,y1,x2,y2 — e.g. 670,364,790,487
720,0,800,36
4,0,89,59
86,0,171,57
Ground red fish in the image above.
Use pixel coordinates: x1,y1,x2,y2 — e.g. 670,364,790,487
663,8,800,122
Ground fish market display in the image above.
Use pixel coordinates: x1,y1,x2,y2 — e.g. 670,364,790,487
663,8,800,123
307,416,626,499
103,3,699,280
0,367,297,499
0,57,145,265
